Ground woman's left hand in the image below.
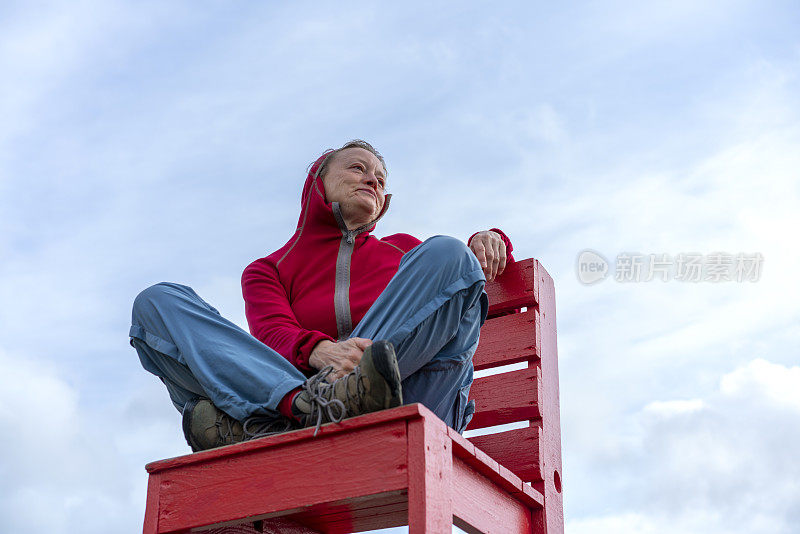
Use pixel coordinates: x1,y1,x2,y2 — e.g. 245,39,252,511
469,230,507,281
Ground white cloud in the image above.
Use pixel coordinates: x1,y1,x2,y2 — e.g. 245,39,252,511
568,512,663,534
567,358,800,534
0,347,186,533
642,398,705,417
720,358,800,412
558,58,800,532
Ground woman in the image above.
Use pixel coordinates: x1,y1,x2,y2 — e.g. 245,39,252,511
130,140,513,451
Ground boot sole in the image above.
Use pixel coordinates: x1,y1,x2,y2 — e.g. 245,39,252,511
181,397,203,452
370,340,403,408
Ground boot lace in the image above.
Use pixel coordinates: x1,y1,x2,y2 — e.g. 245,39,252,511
303,365,367,436
212,411,244,445
242,414,296,440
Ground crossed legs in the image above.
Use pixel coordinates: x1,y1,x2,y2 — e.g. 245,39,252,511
130,235,487,437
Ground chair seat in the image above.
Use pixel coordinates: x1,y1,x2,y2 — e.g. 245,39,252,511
145,403,543,533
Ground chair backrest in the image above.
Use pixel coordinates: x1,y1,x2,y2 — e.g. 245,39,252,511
466,258,563,533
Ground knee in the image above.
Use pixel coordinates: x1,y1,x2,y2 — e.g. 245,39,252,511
425,235,470,255
417,235,482,273
132,282,182,320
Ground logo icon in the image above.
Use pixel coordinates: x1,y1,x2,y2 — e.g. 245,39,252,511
576,249,609,285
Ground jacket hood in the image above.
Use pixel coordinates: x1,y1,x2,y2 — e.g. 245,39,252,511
296,151,391,236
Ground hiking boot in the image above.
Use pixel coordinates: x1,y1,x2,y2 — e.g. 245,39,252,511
292,340,402,435
183,398,297,452
182,398,245,452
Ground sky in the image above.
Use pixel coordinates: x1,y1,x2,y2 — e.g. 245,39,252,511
1,1,799,533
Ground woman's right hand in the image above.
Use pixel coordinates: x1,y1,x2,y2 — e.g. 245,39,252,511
308,338,373,381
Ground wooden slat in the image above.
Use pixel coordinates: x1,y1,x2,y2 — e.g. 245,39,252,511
292,491,408,533
147,403,424,473
486,258,537,317
206,518,321,533
143,472,161,534
474,309,538,370
451,456,533,534
304,503,406,533
468,426,543,483
204,494,408,534
154,420,408,532
534,263,565,534
407,416,452,534
447,427,543,510
467,366,541,429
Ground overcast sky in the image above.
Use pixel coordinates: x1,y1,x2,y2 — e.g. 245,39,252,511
1,1,798,533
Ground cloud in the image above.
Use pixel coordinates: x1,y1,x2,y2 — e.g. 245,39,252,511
642,398,704,417
567,358,800,534
720,358,800,412
568,512,665,534
0,346,187,533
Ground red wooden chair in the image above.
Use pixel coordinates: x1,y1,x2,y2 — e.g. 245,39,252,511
143,258,563,533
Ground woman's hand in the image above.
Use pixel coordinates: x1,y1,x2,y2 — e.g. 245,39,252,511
469,230,507,281
308,338,373,381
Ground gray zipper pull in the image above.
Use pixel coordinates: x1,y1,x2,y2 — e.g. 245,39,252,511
346,233,355,245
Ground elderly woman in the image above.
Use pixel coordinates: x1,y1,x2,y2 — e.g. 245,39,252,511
130,140,513,451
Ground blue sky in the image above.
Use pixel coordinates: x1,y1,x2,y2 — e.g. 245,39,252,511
1,1,799,533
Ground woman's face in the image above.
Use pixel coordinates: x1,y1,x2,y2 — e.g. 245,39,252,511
321,147,387,229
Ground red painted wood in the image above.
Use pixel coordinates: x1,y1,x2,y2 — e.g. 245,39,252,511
446,426,476,457
473,309,539,370
304,508,405,533
205,517,322,533
143,472,160,534
448,426,543,510
142,402,547,533
206,526,259,534
468,425,543,483
155,420,408,532
451,457,533,534
408,416,452,534
486,258,537,317
146,403,425,474
534,264,564,534
468,366,542,429
196,491,409,533
473,445,501,476
291,491,408,533
498,464,524,494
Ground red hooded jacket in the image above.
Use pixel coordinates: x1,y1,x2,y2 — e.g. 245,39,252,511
241,153,513,373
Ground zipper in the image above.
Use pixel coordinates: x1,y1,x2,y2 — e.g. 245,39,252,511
330,198,391,339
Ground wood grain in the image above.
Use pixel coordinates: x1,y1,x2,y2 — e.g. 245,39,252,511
534,264,565,534
447,426,543,511
146,404,425,474
486,258,537,317
474,310,539,370
451,457,532,533
155,421,408,532
143,472,160,534
468,366,542,429
291,491,408,533
468,425,543,483
408,416,452,534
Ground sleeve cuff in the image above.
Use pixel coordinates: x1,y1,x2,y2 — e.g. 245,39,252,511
295,331,335,373
468,228,514,256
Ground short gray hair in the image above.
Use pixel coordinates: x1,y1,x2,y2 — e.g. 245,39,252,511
314,139,387,180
